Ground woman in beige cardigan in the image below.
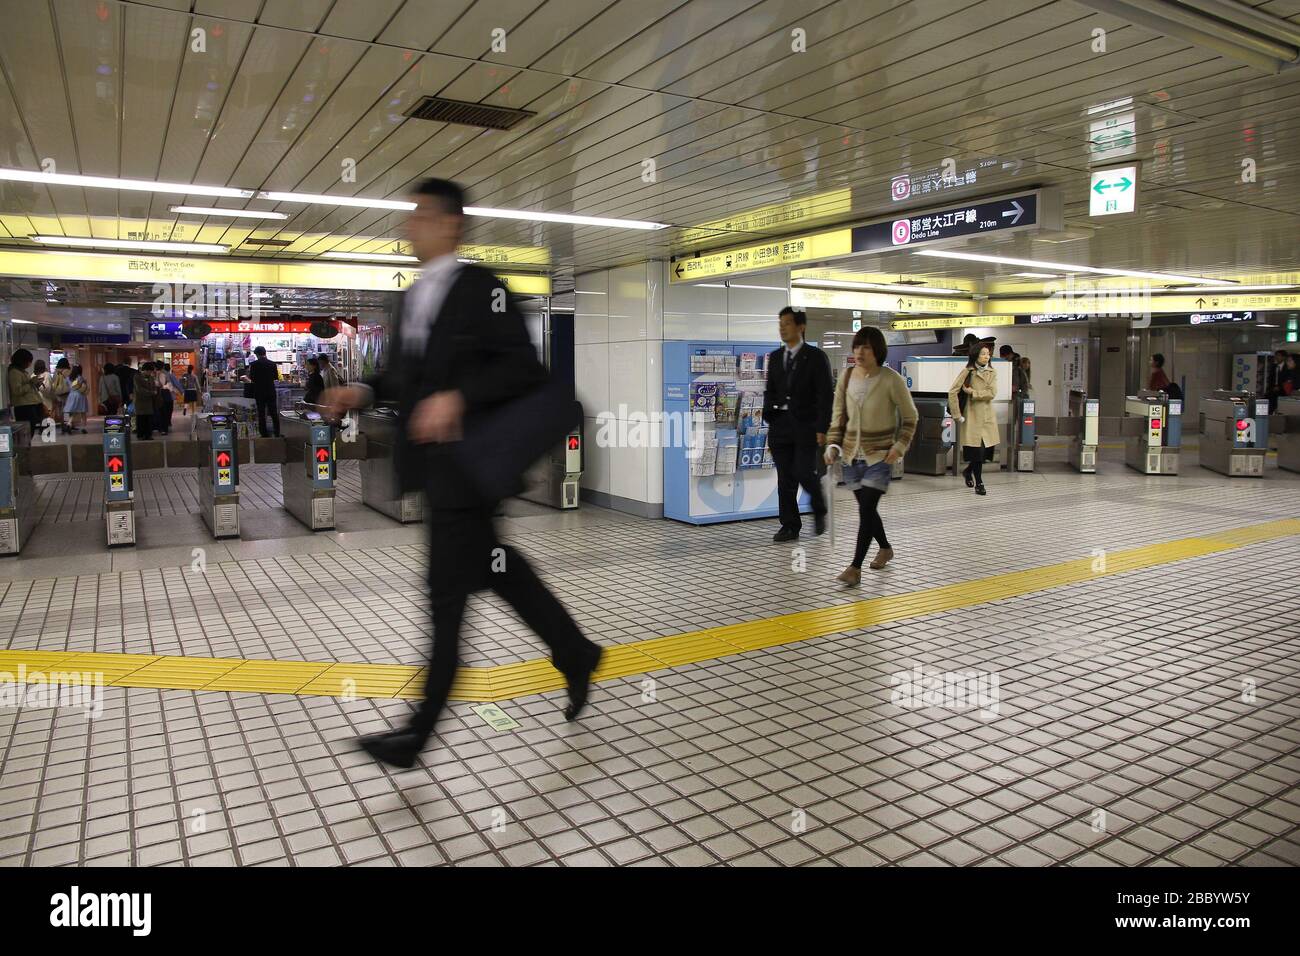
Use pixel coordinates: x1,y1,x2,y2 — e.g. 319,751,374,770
948,342,999,496
824,326,918,586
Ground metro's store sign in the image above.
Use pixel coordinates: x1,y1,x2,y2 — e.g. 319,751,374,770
203,320,330,334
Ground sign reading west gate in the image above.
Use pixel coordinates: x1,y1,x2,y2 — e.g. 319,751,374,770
852,188,1060,252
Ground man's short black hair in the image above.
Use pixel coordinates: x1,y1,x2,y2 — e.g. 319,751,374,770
412,178,465,216
254,346,266,357
1152,353,1165,368
999,344,1014,357
778,306,807,327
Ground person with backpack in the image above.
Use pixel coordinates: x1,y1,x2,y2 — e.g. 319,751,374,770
948,342,999,496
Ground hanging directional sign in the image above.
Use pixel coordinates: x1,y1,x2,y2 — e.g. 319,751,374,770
1089,165,1138,216
1089,112,1137,163
852,188,1061,252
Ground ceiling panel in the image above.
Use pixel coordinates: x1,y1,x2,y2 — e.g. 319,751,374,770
0,0,1294,285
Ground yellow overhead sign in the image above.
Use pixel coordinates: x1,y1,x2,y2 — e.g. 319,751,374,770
678,188,853,245
982,292,1300,315
792,287,976,315
670,229,851,282
891,316,1014,331
0,249,549,295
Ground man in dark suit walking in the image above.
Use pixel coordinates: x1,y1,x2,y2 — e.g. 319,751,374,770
325,178,602,769
763,307,833,542
243,346,280,437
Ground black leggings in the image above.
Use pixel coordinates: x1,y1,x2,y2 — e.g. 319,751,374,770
964,455,984,485
852,488,890,568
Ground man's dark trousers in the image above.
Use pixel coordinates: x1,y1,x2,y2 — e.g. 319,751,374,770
407,503,597,742
256,396,280,437
767,411,825,532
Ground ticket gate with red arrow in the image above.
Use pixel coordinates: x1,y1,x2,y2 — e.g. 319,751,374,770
103,415,136,546
280,411,335,530
197,413,240,538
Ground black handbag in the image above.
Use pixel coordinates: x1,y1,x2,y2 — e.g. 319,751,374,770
957,369,973,415
449,375,581,504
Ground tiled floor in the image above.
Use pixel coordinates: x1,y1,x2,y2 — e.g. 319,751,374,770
0,460,1297,866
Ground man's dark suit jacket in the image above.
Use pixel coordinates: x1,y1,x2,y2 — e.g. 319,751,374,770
248,357,280,399
367,264,547,511
762,342,833,437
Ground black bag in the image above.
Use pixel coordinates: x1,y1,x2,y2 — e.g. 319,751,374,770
449,376,581,503
957,370,973,415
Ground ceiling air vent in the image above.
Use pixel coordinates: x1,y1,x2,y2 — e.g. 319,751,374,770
242,238,294,247
403,96,535,131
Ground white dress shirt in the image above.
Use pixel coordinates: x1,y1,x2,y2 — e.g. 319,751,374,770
401,252,462,356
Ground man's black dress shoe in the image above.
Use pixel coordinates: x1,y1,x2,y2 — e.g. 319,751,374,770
772,527,799,543
357,729,423,769
563,645,604,721
814,513,827,536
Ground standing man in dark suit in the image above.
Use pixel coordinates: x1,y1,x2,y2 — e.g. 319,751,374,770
763,307,833,542
243,346,280,437
324,178,603,769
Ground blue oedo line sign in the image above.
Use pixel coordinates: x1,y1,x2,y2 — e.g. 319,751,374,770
852,187,1063,253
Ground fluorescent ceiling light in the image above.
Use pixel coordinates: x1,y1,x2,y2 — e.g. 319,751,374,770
792,277,967,295
911,250,1236,286
1162,284,1296,293
574,291,607,295
259,191,414,211
464,205,669,230
697,283,727,288
0,167,252,199
320,251,418,263
170,205,288,220
1012,272,1063,279
11,318,34,324
31,235,228,254
728,283,789,291
1087,97,1133,114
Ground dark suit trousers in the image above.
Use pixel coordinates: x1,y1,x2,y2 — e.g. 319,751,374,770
407,505,597,741
255,395,280,437
767,413,826,530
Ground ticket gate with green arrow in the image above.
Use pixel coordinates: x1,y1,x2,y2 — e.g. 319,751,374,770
0,423,37,555
197,413,240,538
103,415,136,546
1200,391,1269,477
280,411,335,530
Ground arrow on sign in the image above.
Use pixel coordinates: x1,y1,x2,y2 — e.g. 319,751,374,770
1092,176,1133,194
1196,297,1206,308
393,271,406,286
107,456,123,472
216,451,231,467
315,448,330,463
674,262,684,278
1001,200,1024,224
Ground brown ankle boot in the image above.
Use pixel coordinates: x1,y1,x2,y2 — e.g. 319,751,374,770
836,566,861,586
869,547,894,570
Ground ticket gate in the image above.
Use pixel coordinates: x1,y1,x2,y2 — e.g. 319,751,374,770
1068,390,1100,473
1004,397,1037,472
358,407,423,523
281,411,336,530
1124,391,1181,475
519,402,584,510
1200,391,1269,477
0,423,36,555
1277,395,1300,473
103,415,136,546
903,395,956,476
197,413,240,538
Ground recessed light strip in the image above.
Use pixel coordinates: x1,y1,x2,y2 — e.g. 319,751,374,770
31,235,229,254
0,168,252,199
320,251,419,263
792,277,967,296
170,206,288,220
912,249,1236,286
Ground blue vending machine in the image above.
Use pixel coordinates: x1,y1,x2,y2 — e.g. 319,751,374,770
662,340,811,525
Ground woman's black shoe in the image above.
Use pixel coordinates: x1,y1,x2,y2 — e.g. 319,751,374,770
975,484,987,496
962,466,974,488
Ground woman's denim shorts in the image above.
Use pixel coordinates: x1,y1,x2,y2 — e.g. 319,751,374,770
841,458,892,494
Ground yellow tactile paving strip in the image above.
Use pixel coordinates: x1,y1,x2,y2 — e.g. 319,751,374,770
2,518,1297,705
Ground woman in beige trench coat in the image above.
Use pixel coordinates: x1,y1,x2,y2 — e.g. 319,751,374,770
948,343,999,496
